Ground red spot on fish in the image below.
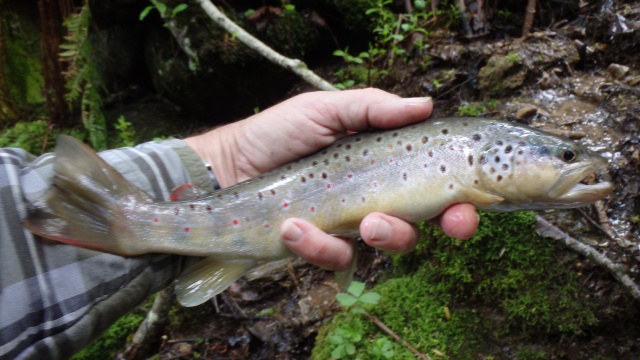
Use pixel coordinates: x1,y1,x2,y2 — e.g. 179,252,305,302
283,202,289,208
310,206,315,213
233,219,239,225
184,227,190,232
171,194,180,201
264,224,270,229
341,198,346,203
206,205,212,213
347,174,353,178
327,184,332,189
423,164,428,168
389,158,394,163
373,182,377,187
153,218,159,222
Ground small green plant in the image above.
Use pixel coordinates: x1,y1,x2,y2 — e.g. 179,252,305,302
140,0,188,22
369,337,395,359
329,322,363,359
336,281,382,312
113,115,136,147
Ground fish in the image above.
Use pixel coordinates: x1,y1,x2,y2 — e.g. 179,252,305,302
24,118,613,306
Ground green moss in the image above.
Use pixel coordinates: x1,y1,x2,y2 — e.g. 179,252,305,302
262,10,318,58
70,310,145,360
315,211,598,358
0,121,86,155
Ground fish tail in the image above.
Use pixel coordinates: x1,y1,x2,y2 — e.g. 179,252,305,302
25,135,151,255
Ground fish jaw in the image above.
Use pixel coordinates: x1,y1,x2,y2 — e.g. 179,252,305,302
548,158,613,207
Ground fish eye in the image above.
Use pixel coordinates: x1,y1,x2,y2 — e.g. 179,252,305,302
560,149,577,162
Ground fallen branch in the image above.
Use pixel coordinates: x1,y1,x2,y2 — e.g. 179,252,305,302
362,311,431,360
195,0,337,91
121,287,175,359
535,215,640,301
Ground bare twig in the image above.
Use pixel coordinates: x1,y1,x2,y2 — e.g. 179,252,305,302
576,208,615,242
363,311,431,360
535,215,640,301
195,0,337,91
121,287,175,359
522,0,537,37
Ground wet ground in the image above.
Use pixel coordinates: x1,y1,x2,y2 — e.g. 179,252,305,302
141,3,640,359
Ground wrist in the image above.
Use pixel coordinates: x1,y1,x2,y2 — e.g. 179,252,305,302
183,125,239,188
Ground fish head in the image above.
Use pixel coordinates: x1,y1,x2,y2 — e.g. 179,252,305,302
475,129,613,211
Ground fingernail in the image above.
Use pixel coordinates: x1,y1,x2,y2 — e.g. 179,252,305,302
475,213,480,226
401,96,432,105
281,220,304,243
362,217,392,243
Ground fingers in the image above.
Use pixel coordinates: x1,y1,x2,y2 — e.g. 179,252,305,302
301,88,434,132
437,203,479,240
360,213,418,253
280,218,353,271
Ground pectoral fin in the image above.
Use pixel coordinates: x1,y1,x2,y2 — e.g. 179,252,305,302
459,185,504,205
175,258,256,307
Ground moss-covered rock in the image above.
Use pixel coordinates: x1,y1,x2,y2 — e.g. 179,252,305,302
313,211,599,359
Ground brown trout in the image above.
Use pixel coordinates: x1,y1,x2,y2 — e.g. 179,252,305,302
25,118,612,306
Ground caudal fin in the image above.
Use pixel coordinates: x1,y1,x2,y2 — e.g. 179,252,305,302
24,135,152,255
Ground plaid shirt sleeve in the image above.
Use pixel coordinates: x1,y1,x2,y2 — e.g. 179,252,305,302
0,139,212,360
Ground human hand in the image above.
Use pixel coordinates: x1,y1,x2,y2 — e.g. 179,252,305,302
184,89,478,270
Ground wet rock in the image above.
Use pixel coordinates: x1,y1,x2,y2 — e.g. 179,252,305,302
515,105,538,119
607,63,630,79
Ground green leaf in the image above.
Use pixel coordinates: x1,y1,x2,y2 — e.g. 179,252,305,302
154,2,167,15
348,281,365,297
329,334,344,345
345,343,356,355
414,0,427,10
172,4,188,17
331,344,346,359
336,293,357,307
59,50,78,57
139,6,154,20
358,292,381,305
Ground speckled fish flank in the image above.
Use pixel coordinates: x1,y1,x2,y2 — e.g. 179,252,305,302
25,118,613,306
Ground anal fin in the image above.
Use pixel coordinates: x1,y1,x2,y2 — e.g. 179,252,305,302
175,258,256,307
335,238,358,291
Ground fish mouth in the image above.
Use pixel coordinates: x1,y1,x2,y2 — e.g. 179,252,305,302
549,159,613,206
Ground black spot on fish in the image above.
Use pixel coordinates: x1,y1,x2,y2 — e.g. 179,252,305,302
324,159,330,165
422,136,429,144
301,176,306,183
309,173,314,179
442,129,449,135
517,150,523,155
345,156,351,162
337,144,342,148
495,156,501,163
496,140,503,146
322,172,327,179
428,150,434,157
361,197,366,203
472,133,482,141
286,165,292,170
271,189,276,195
403,173,408,181
480,155,488,164
217,194,222,199
397,140,403,146
448,184,454,189
468,155,474,166
206,205,212,213
474,179,479,185
312,161,318,166
490,167,496,174
334,153,339,159
258,192,263,200
497,175,503,182
518,141,526,146
406,144,412,151
321,150,328,155
504,145,513,154
355,137,361,142
376,137,382,142
233,192,239,199
502,164,509,170
463,122,469,126
363,149,369,156
189,204,195,210
280,175,286,180
258,175,264,179
392,132,398,137
440,165,446,173
346,144,351,150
